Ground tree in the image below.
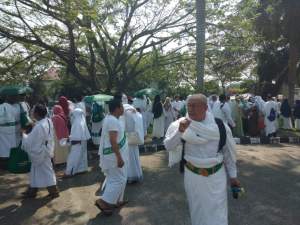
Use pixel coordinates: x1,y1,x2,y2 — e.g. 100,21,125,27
255,0,300,103
196,0,206,91
0,0,195,93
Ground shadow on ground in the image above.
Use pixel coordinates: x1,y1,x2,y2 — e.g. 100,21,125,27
1,145,300,225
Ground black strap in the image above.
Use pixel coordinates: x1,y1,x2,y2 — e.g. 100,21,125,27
45,119,51,146
214,118,226,152
47,119,51,135
179,118,227,173
179,139,186,173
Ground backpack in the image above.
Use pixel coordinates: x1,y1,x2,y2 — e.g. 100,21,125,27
92,103,104,123
179,118,227,173
267,108,276,122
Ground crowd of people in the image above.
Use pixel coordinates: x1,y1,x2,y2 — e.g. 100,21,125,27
1,88,300,225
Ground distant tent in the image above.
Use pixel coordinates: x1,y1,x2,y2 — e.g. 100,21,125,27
0,85,33,96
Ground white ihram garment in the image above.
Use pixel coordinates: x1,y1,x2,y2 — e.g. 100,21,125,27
212,102,236,128
66,108,91,175
22,118,56,188
164,112,237,225
98,114,128,204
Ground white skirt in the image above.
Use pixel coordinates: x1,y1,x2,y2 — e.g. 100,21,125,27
152,114,165,138
127,145,143,182
295,119,300,130
65,141,88,175
282,116,293,129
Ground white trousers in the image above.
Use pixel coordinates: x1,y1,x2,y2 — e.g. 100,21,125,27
101,166,127,205
184,166,228,225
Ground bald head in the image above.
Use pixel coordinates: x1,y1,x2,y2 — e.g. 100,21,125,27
187,94,208,121
187,94,207,105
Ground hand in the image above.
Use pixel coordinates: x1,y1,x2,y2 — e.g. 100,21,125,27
178,118,191,133
117,156,124,168
230,178,241,187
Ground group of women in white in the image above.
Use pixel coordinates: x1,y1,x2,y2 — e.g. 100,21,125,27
208,93,300,138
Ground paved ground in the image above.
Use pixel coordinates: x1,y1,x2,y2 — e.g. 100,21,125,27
0,144,300,225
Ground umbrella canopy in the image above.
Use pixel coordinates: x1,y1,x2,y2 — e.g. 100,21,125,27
0,85,33,96
83,94,113,105
134,88,161,98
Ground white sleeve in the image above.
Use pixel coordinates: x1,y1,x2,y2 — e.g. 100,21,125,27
22,124,45,156
222,124,237,178
108,118,119,132
222,104,235,127
163,120,182,151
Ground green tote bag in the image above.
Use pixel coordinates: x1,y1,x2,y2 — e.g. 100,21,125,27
8,145,31,174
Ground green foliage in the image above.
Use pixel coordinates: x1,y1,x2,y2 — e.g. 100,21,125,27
254,0,300,102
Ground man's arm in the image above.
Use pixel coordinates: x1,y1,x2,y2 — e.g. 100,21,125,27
222,104,236,127
164,119,190,151
109,131,124,168
222,124,240,186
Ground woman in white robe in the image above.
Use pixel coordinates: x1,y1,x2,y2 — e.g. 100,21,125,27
65,108,91,176
280,99,293,129
263,96,278,136
51,105,70,164
294,100,300,130
124,106,144,183
145,97,153,134
163,97,176,134
21,104,59,198
152,95,165,139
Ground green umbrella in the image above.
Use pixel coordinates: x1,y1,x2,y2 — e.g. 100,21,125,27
83,94,113,104
134,88,161,98
0,85,33,96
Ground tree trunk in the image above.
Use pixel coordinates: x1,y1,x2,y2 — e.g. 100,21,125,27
287,42,299,105
196,0,206,92
286,1,300,105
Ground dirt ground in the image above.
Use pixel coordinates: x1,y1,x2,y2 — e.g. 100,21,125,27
0,144,300,225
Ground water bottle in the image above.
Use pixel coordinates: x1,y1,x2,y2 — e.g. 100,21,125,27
231,185,245,199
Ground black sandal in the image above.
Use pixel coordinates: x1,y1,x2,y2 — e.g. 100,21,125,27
95,200,113,215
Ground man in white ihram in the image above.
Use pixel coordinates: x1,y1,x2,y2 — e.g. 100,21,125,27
164,94,240,225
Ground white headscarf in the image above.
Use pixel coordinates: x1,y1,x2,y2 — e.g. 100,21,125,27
70,108,91,141
255,96,265,113
122,94,128,104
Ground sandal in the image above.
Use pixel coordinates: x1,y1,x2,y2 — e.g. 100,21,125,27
46,192,60,199
95,200,113,216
